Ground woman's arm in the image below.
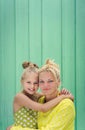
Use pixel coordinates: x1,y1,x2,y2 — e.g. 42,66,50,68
14,93,73,112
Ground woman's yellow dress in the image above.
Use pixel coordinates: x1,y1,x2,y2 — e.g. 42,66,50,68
11,97,75,130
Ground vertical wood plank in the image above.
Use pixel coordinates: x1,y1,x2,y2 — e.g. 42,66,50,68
61,0,75,93
15,0,29,92
29,0,42,66
76,0,85,129
0,0,16,129
42,0,62,66
61,2,76,128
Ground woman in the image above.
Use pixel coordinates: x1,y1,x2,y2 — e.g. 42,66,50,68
38,59,75,130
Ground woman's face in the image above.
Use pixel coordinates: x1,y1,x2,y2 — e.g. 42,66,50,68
39,71,59,96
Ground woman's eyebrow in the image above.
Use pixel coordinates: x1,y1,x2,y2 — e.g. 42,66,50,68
47,79,54,80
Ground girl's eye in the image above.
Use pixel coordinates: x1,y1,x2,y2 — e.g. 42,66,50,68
34,82,38,85
27,82,31,84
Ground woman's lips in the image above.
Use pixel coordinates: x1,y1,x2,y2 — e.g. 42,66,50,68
43,88,50,91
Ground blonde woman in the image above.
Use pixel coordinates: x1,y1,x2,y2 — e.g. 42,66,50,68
38,59,75,130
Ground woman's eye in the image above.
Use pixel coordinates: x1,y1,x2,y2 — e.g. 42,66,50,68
48,80,54,83
39,81,44,84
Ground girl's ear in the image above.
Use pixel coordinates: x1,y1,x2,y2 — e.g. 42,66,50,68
21,80,24,86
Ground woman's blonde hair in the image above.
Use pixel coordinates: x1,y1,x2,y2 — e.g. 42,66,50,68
21,61,39,82
39,59,60,81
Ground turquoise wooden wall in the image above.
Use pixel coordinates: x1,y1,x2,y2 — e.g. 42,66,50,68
0,0,85,130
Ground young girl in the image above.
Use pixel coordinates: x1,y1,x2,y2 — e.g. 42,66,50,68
7,61,73,130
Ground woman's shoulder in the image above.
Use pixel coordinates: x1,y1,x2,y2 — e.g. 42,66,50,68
38,96,45,103
59,99,75,118
60,98,73,104
59,98,75,109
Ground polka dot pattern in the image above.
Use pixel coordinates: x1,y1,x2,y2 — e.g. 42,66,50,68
14,107,38,128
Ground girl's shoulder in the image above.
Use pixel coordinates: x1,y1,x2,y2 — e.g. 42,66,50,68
15,92,23,97
13,92,24,112
14,92,25,101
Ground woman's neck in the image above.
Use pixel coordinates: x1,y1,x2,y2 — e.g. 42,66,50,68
45,91,58,102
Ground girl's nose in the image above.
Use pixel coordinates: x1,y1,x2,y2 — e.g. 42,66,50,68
31,84,34,88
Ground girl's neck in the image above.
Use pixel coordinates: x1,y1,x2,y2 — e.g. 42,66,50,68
22,90,38,101
45,91,58,102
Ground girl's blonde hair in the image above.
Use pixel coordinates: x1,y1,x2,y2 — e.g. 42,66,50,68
21,61,39,82
39,59,60,81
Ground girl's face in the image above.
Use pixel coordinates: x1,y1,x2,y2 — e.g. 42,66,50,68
22,72,39,95
39,71,59,96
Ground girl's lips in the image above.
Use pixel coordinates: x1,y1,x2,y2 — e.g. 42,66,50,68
28,88,35,91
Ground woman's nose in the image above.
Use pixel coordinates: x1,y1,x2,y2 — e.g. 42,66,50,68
44,82,48,87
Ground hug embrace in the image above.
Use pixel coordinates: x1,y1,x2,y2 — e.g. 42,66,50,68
7,59,75,130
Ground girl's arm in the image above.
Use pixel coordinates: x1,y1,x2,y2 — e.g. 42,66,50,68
14,93,73,112
6,126,12,130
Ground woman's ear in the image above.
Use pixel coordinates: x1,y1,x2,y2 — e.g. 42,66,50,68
57,79,61,87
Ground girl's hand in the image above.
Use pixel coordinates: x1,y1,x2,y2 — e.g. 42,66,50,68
60,88,71,95
60,88,74,101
